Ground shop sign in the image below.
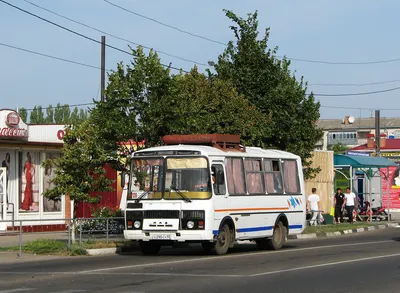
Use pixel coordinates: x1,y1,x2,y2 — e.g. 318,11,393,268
0,111,28,138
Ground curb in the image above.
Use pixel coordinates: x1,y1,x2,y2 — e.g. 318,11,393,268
288,223,398,240
85,245,137,256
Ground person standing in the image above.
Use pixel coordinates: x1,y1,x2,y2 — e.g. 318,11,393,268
334,188,345,224
343,187,357,223
307,188,320,226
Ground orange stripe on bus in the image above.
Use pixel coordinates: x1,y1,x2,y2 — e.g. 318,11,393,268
215,207,289,212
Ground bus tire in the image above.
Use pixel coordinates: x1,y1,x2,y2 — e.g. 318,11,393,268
139,241,161,255
267,221,287,250
210,224,232,255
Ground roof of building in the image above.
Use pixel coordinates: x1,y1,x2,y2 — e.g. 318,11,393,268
349,139,400,151
334,154,398,168
317,117,400,130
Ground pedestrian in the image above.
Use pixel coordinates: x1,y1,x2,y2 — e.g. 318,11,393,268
333,188,345,224
307,188,321,226
343,187,357,223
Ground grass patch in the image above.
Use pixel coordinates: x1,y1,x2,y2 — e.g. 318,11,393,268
0,238,132,256
303,222,386,234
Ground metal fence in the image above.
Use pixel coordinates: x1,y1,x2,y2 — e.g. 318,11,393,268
0,217,125,257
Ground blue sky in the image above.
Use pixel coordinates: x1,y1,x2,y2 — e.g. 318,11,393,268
1,0,400,120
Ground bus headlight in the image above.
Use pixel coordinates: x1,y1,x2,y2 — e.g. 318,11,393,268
134,221,141,229
187,221,195,229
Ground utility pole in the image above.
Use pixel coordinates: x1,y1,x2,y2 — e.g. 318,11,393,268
375,110,380,157
101,36,106,102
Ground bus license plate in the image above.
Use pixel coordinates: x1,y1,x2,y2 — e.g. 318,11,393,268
152,234,171,240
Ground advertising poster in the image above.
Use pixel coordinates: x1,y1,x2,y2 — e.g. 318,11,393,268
19,151,40,212
0,151,16,208
382,165,400,209
43,153,62,212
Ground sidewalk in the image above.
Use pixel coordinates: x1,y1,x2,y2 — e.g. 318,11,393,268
0,251,72,264
0,231,70,247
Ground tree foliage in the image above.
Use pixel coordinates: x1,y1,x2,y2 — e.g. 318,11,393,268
212,10,323,178
42,120,113,216
17,103,89,124
90,47,268,167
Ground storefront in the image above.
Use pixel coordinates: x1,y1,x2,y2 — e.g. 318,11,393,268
0,109,70,232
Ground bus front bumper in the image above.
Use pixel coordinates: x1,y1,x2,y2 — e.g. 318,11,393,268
124,229,214,242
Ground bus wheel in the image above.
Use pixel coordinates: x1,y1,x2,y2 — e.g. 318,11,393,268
139,241,161,255
267,221,287,250
210,224,231,255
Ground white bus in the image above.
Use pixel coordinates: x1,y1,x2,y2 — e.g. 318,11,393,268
123,134,306,255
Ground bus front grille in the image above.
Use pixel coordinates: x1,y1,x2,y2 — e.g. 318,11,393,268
144,210,180,219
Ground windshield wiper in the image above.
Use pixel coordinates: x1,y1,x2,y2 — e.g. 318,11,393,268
169,185,192,203
135,188,152,203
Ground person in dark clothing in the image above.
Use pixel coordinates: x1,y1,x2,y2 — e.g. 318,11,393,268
334,188,345,224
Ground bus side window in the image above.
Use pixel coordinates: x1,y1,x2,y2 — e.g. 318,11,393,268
212,164,226,195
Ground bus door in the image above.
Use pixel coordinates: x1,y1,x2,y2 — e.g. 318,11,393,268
211,164,228,221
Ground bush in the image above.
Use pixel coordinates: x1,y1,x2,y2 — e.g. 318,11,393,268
78,206,124,235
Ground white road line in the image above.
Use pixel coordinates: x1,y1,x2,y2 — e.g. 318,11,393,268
0,272,241,278
79,239,393,273
250,252,400,277
47,290,87,293
0,289,35,293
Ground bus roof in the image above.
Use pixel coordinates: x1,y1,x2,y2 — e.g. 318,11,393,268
133,144,300,160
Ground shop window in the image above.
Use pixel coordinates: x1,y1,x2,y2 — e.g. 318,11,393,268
43,153,62,213
19,151,40,213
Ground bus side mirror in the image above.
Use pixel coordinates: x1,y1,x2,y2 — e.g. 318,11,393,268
120,171,126,188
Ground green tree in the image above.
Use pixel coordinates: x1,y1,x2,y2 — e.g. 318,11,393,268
69,107,79,124
158,68,268,145
18,108,28,123
90,46,172,163
54,103,63,123
29,106,45,124
42,120,113,217
45,105,54,123
328,143,348,154
212,10,323,178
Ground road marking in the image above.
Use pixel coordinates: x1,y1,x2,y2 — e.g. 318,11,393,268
79,239,393,273
48,290,88,293
0,289,35,293
249,252,400,277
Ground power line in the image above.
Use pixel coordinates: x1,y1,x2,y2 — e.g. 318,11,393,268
0,0,187,73
312,86,400,97
0,42,107,71
320,105,400,111
103,0,400,66
22,0,209,67
103,0,226,46
309,78,400,87
23,103,95,111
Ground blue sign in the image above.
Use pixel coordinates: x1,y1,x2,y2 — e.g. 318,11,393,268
346,151,370,157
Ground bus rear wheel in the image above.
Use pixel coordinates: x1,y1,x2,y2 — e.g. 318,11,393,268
267,221,287,250
203,224,231,255
139,241,161,255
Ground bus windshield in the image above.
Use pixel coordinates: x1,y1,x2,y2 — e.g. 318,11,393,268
130,156,211,200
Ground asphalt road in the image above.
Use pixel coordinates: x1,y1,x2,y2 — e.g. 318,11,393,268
0,228,400,293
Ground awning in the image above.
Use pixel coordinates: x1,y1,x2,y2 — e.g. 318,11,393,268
334,154,398,168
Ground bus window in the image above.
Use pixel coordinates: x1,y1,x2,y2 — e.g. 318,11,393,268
225,158,245,195
244,159,264,194
263,159,283,194
211,164,226,195
282,160,300,194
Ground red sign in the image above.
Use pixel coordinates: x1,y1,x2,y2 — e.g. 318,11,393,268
0,127,28,138
6,112,20,127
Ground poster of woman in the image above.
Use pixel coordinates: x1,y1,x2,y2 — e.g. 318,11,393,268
43,153,61,212
19,151,40,212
